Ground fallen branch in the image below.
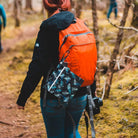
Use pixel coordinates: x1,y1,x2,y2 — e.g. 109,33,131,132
16,133,26,138
108,18,138,32
97,59,110,63
0,120,13,126
125,55,138,60
125,86,138,94
101,76,106,100
0,120,28,128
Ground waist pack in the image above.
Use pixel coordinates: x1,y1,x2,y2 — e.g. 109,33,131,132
46,61,83,103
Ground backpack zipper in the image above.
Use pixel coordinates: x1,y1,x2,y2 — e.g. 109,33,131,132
61,42,93,62
59,31,92,51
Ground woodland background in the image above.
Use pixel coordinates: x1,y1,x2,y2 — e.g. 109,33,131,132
0,0,137,138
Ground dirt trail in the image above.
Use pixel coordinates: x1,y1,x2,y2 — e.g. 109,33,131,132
0,93,29,138
0,25,45,138
2,25,38,52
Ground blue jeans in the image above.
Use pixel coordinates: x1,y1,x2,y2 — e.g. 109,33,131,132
107,3,118,18
40,94,87,138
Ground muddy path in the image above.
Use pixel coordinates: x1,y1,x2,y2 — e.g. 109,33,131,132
0,24,46,138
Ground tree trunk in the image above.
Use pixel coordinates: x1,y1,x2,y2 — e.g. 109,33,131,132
105,0,133,98
131,0,138,28
25,0,33,10
71,0,85,18
41,1,46,19
70,0,76,15
14,0,20,27
92,0,100,93
18,0,22,13
76,0,86,18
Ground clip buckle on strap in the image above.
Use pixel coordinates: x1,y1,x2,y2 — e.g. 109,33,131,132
87,86,96,138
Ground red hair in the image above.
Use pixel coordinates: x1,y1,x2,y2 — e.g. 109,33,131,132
43,0,71,13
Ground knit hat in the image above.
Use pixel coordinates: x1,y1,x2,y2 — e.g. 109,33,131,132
43,0,71,12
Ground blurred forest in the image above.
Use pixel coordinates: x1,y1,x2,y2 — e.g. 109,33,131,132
0,0,137,138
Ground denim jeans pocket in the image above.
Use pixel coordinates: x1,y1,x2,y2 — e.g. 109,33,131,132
68,95,88,111
44,99,66,115
46,99,58,107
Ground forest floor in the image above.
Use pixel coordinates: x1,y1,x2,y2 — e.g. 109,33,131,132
0,23,46,138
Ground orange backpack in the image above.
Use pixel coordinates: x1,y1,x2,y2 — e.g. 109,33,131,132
59,18,97,87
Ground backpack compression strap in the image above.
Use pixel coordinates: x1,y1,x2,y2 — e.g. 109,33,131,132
87,86,96,138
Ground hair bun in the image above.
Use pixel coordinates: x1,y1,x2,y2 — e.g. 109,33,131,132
43,0,71,12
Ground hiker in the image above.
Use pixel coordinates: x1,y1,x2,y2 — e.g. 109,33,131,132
0,4,6,53
107,0,118,19
16,0,97,137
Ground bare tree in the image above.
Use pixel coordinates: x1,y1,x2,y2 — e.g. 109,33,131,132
25,0,33,10
14,0,20,27
131,0,138,28
105,0,133,98
71,0,86,17
76,0,86,18
18,0,22,13
91,0,100,93
41,1,46,19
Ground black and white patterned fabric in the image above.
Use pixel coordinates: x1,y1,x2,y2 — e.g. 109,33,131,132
46,62,84,103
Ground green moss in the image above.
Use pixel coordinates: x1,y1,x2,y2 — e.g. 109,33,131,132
112,69,138,90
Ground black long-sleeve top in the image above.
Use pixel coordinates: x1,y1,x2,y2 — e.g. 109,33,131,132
16,11,87,107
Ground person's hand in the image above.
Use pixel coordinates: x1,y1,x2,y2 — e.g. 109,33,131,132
17,104,24,110
3,26,6,29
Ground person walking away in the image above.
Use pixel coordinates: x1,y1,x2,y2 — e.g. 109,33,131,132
107,0,118,19
0,4,6,53
16,0,97,137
